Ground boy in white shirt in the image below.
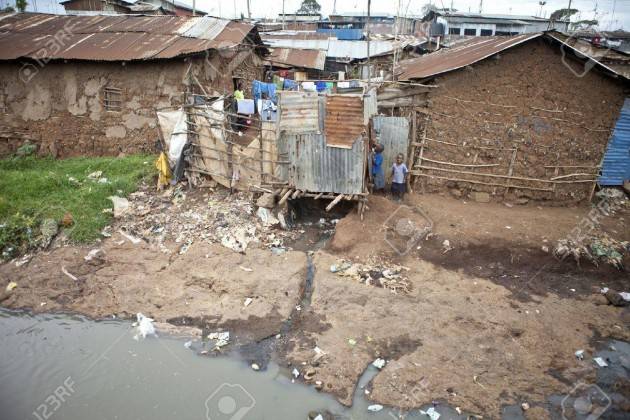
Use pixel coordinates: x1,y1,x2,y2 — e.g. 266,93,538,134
391,153,408,201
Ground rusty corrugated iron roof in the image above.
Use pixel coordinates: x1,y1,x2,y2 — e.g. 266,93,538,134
0,12,261,62
266,47,326,70
325,94,364,149
397,33,541,81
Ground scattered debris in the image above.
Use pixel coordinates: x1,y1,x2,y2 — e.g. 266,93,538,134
239,266,253,272
119,229,142,245
251,363,260,371
134,313,156,340
420,407,440,420
331,258,411,294
604,289,630,307
61,266,79,282
184,340,192,349
6,282,17,292
348,338,357,346
593,357,608,367
207,331,230,349
554,235,629,269
304,367,316,380
84,248,102,262
372,358,386,369
442,239,453,253
521,402,530,411
109,196,130,218
244,297,253,307
575,349,585,360
292,368,300,378
367,404,383,412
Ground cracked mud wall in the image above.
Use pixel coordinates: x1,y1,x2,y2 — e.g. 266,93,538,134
417,39,628,203
0,52,262,157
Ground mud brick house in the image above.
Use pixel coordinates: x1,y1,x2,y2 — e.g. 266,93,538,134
0,13,265,157
395,32,630,204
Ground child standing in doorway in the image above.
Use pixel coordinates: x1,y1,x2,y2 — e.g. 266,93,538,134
391,153,408,201
372,144,385,193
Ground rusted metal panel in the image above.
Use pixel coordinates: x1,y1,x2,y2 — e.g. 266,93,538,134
325,94,364,149
372,116,410,174
397,33,542,81
0,13,256,62
277,132,366,195
277,91,320,134
267,47,326,70
0,32,49,60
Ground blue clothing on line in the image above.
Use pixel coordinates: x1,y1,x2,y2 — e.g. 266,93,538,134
315,81,327,92
252,80,277,103
283,78,298,90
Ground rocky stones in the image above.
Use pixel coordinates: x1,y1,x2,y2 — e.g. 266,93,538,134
256,193,276,209
471,191,491,203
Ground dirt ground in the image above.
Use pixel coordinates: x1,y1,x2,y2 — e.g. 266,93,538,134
1,190,629,418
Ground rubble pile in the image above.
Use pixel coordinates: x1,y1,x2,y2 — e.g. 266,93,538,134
554,234,629,269
112,184,302,254
330,257,411,294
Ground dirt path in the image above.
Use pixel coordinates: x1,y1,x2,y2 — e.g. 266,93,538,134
1,192,629,418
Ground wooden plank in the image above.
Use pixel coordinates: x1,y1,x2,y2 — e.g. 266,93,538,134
325,194,345,212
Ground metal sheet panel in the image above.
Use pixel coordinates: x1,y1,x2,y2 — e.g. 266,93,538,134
266,47,326,70
278,133,366,194
0,13,256,61
600,98,630,185
397,33,542,80
372,116,410,174
325,94,364,149
277,91,320,134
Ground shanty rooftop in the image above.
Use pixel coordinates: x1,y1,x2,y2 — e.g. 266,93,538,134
0,12,260,61
396,31,630,81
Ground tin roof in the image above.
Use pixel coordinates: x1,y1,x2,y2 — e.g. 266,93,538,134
397,33,542,80
266,47,326,70
600,98,630,185
0,12,261,62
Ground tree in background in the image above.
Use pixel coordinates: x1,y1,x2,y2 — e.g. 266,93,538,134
571,19,599,30
297,0,321,15
421,3,439,16
550,8,579,22
15,0,27,12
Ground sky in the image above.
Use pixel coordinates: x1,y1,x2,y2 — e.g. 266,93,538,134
3,0,628,30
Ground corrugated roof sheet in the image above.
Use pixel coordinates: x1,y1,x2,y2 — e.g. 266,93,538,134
600,98,630,186
0,12,259,61
325,94,364,148
266,47,326,70
372,116,409,174
397,33,542,80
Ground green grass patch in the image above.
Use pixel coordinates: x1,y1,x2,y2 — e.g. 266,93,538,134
0,154,155,259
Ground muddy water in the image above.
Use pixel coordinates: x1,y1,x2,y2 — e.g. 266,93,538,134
0,309,450,420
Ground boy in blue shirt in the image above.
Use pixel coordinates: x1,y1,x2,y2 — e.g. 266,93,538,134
372,144,385,193
391,153,408,201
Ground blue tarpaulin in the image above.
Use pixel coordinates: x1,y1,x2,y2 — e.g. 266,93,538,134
600,98,630,186
316,28,363,40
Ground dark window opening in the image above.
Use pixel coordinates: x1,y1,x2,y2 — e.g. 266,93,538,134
480,29,493,36
464,28,476,36
449,27,460,35
103,87,122,112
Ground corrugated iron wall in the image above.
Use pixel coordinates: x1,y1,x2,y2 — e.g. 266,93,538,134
325,94,364,148
278,91,321,134
600,98,630,186
372,116,410,174
277,133,366,195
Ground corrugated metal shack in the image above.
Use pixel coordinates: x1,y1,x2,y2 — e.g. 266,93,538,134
274,89,377,214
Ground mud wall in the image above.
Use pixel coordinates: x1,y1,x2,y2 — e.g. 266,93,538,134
0,50,262,158
414,39,628,204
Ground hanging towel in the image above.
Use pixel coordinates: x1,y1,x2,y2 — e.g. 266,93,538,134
283,78,298,90
315,81,327,92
